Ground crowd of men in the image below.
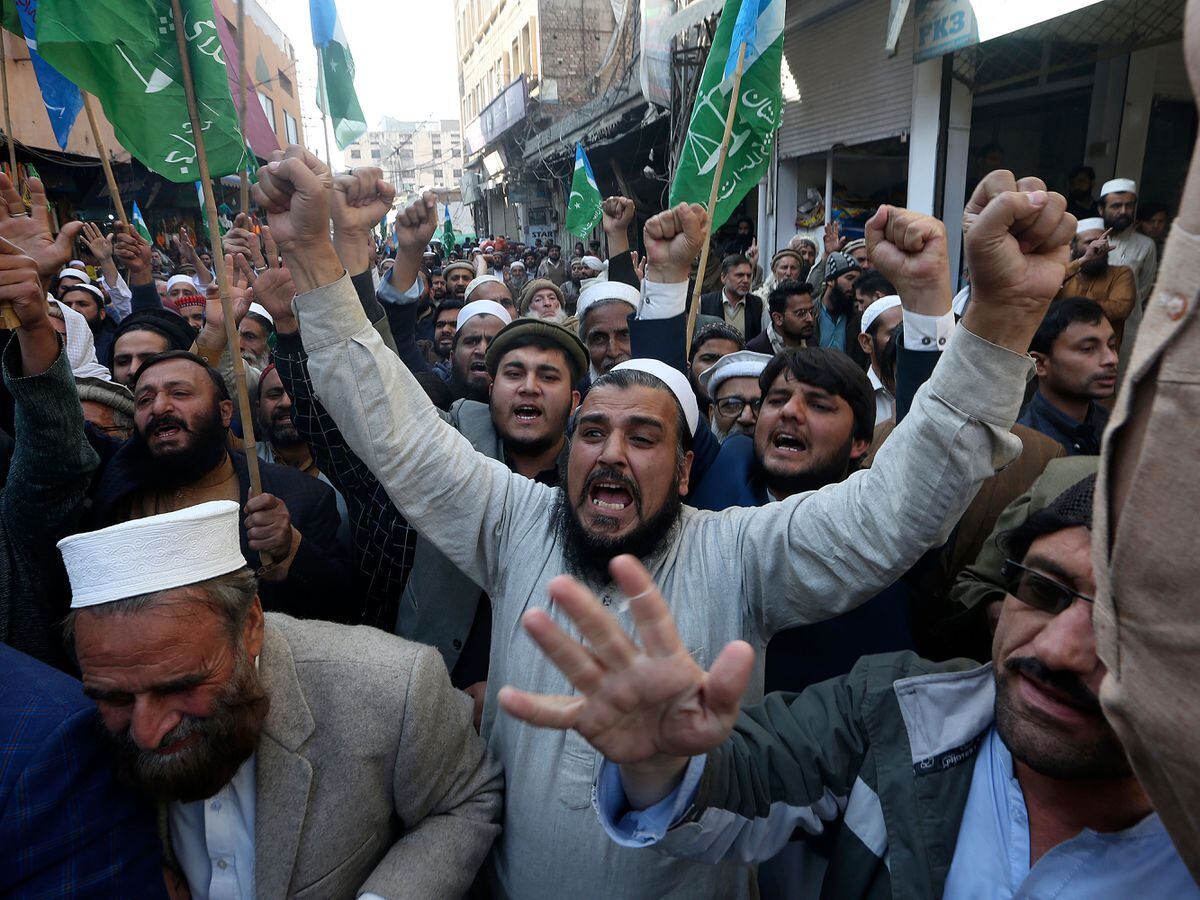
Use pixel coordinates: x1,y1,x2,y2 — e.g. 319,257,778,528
0,48,1198,896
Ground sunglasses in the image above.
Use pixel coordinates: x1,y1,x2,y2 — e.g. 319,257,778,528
1001,559,1095,616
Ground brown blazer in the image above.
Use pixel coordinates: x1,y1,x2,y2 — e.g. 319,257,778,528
1057,259,1138,344
159,615,504,899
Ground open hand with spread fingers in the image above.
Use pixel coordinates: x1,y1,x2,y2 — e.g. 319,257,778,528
0,174,83,279
499,555,754,808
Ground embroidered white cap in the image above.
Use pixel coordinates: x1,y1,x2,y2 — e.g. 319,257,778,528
456,298,513,330
57,267,92,284
1075,217,1106,235
247,302,274,325
611,358,700,436
1099,178,1136,198
464,274,508,301
860,295,902,334
58,501,247,609
576,281,641,323
698,350,773,398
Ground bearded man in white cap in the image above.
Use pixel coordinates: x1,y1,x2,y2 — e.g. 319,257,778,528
255,142,1068,899
239,301,275,369
858,294,904,424
59,501,502,899
1058,216,1137,344
698,349,772,441
1099,179,1158,302
166,273,198,305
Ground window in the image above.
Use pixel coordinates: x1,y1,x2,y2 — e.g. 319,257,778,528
257,91,275,130
278,70,294,97
453,168,463,179
350,149,362,160
371,149,381,159
284,111,299,145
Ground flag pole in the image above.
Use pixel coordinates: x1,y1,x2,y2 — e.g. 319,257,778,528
317,46,334,169
237,0,250,214
169,0,266,504
82,94,129,226
0,34,16,182
685,40,748,352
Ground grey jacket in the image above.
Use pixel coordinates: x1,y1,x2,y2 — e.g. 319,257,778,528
398,398,501,673
248,614,502,899
295,275,1030,900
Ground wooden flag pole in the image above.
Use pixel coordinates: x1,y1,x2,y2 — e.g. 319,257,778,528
317,47,334,169
236,0,250,214
169,0,266,502
82,94,129,226
0,34,16,182
685,40,748,352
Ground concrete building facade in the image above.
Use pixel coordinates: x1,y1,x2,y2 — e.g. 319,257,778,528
343,118,464,203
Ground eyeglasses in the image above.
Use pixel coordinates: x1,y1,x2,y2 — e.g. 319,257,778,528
1000,559,1095,615
790,307,817,320
715,396,758,418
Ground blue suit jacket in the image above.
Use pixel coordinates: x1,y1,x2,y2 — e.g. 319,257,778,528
0,642,166,898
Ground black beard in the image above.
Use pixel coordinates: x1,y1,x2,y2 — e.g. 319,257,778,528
829,284,855,318
761,433,853,498
994,658,1132,780
1079,255,1108,276
553,462,683,583
264,417,303,448
131,401,230,489
97,651,269,803
449,363,490,402
1104,213,1133,233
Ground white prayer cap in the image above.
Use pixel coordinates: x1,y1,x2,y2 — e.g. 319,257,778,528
1075,217,1106,236
611,358,700,436
464,274,506,301
247,302,274,325
456,298,512,330
509,260,525,271
860,295,902,334
58,501,246,610
1099,178,1137,198
576,280,640,323
58,267,92,284
698,350,772,398
581,255,605,273
61,282,106,304
166,274,195,293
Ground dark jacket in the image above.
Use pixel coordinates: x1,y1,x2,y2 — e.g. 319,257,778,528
700,289,763,341
0,643,166,897
0,341,98,670
91,314,119,364
88,446,356,622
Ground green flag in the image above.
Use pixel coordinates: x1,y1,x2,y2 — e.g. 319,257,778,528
0,0,22,37
669,0,785,231
566,143,602,238
310,0,367,150
36,0,252,183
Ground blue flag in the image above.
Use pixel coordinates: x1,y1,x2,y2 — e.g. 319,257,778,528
13,0,81,149
725,0,784,79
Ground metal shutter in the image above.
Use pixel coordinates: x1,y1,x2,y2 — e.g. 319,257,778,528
777,0,916,159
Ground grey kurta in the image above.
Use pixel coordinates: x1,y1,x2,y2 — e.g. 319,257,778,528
296,275,1032,900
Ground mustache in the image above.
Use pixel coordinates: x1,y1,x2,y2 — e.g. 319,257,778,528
582,467,642,511
1004,656,1102,714
147,413,190,434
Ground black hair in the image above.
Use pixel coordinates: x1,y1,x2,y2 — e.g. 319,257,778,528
720,253,752,275
1068,165,1096,182
767,279,815,316
688,321,745,361
1138,201,1169,220
586,368,694,452
436,298,465,318
853,270,895,300
1029,297,1106,356
130,349,231,402
759,348,875,445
